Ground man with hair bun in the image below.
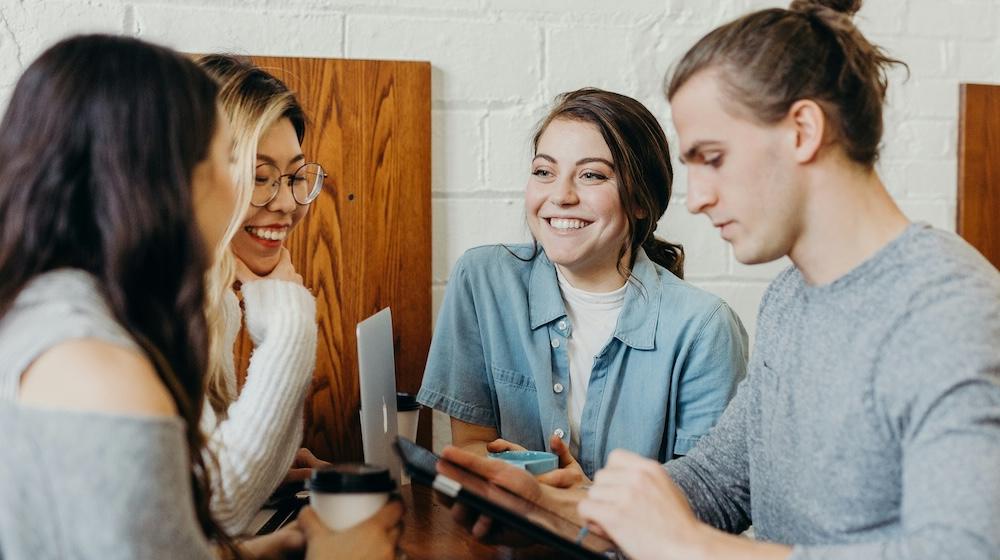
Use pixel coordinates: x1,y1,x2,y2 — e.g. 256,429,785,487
441,1,1000,559
578,0,1000,558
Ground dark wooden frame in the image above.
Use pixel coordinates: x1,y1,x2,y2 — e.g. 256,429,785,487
958,83,1000,269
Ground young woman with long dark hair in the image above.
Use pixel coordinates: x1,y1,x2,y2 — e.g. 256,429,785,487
0,35,400,560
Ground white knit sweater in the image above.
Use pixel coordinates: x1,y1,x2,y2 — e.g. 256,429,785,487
200,279,317,535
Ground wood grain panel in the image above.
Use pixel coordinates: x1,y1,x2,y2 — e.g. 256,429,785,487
958,83,1000,269
400,485,558,559
232,56,432,462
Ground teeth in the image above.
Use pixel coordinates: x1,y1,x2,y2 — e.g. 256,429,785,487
549,218,588,230
246,226,288,241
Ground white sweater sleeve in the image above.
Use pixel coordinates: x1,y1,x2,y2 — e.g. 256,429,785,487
202,280,317,535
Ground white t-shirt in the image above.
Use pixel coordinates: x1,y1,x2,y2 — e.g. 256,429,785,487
556,270,626,455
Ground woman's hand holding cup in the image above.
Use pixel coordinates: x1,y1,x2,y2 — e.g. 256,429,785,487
298,503,403,560
486,434,591,489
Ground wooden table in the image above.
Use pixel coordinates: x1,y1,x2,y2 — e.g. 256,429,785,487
249,482,568,558
399,483,563,559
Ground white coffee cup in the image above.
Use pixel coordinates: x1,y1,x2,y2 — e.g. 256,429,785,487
395,393,422,485
396,392,421,442
309,464,395,531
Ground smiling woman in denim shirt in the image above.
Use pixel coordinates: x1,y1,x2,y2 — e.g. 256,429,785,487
418,88,748,485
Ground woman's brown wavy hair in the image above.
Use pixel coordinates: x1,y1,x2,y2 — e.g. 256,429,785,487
528,88,685,280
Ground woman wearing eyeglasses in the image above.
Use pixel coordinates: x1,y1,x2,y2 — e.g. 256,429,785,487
193,54,337,535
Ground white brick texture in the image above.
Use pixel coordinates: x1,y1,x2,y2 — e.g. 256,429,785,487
347,15,542,103
135,4,345,57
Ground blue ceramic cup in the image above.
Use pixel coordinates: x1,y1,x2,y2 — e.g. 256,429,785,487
487,450,559,475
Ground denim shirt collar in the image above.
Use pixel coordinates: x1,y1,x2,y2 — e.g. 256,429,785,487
528,248,662,350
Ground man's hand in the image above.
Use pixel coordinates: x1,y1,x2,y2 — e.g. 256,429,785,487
578,450,704,560
437,445,589,546
438,445,543,545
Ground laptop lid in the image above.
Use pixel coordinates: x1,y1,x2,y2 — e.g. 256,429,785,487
357,307,401,483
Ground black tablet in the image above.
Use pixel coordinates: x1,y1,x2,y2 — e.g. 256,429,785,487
393,437,621,559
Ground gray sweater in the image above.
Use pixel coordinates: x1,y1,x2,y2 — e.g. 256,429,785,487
0,270,214,559
668,223,1000,559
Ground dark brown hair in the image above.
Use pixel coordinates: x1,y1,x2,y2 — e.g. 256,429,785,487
0,35,237,554
666,0,906,167
529,88,685,279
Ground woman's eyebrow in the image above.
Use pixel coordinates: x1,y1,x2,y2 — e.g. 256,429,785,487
576,157,614,168
256,153,306,166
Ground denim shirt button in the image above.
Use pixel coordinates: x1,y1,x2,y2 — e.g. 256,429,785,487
553,383,564,394
557,320,567,330
553,428,565,439
551,339,561,349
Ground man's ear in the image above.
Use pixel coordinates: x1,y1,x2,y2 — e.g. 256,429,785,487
787,99,826,164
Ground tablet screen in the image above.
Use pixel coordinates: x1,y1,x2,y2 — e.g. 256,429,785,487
395,437,619,558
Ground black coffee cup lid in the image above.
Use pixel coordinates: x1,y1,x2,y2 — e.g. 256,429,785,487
310,464,396,493
396,392,421,411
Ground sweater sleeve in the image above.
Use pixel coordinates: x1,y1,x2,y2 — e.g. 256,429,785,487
788,293,1000,560
787,380,1000,559
665,366,754,534
204,279,317,535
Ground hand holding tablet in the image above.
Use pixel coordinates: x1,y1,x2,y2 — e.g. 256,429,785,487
394,437,621,559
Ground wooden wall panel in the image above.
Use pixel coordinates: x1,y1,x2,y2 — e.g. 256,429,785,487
233,57,432,462
958,83,1000,269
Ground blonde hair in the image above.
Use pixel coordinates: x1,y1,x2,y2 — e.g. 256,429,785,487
196,54,307,415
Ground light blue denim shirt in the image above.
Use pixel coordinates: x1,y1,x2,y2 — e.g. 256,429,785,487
418,244,748,477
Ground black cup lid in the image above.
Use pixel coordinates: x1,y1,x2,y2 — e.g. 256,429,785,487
309,464,396,493
396,392,421,411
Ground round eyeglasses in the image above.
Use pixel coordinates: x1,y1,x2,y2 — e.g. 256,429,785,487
252,162,327,207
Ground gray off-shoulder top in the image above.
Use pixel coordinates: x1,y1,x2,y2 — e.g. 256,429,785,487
0,270,214,559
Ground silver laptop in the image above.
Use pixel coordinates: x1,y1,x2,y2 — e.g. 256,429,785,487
357,307,401,483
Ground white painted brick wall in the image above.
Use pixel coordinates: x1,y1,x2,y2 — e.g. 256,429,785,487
2,0,998,451
349,16,543,103
136,4,346,57
432,108,484,192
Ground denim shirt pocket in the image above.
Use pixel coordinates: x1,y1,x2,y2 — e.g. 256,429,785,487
490,364,541,447
492,365,536,391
